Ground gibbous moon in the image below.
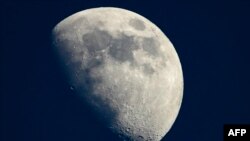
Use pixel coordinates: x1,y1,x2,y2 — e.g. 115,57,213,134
52,7,183,141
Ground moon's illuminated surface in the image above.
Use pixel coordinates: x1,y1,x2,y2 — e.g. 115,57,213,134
52,7,183,141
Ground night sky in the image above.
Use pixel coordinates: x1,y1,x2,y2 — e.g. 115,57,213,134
1,1,250,141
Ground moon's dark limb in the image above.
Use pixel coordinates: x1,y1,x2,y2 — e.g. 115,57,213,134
52,7,183,141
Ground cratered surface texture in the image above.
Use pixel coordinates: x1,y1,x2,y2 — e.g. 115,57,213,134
52,7,183,141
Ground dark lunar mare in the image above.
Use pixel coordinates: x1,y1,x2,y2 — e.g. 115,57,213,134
108,33,139,63
141,37,160,57
82,29,112,55
129,18,146,31
81,28,162,77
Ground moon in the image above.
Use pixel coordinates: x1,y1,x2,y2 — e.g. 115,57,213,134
52,7,183,141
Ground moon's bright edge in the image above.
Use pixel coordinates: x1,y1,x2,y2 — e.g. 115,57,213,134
52,7,183,141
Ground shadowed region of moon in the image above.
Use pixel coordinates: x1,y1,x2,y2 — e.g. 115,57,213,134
52,7,183,141
80,68,119,125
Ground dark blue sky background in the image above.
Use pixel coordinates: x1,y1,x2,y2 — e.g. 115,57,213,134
1,1,250,141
